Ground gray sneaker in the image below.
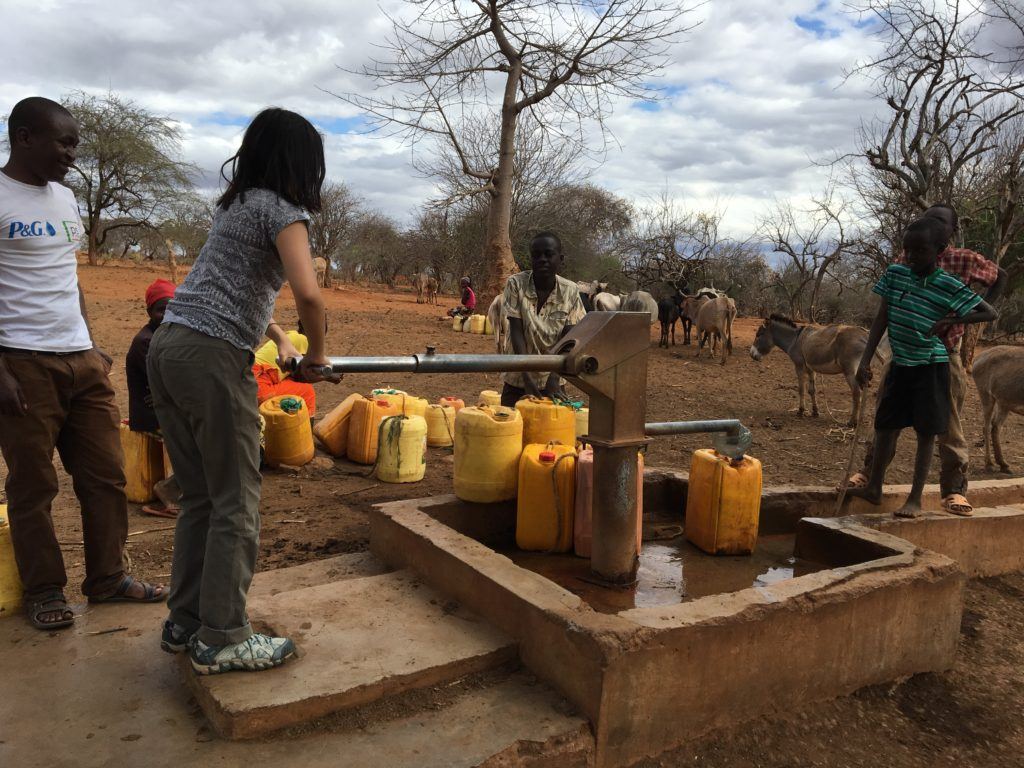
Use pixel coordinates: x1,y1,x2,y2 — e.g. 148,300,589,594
190,633,296,675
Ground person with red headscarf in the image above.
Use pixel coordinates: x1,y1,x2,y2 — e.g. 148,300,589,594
127,279,181,517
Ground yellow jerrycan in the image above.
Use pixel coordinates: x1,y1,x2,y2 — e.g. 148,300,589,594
452,315,465,332
574,407,589,443
484,315,493,336
119,421,164,503
0,505,23,618
372,388,428,418
685,449,763,555
515,397,576,449
260,395,315,467
479,389,501,408
313,393,365,457
516,444,577,552
454,406,523,502
347,399,401,464
376,415,428,483
468,314,486,334
426,403,456,447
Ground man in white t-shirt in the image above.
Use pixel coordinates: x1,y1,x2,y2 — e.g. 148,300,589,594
0,97,166,630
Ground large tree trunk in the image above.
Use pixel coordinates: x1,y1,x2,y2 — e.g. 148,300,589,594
87,224,101,266
481,68,523,305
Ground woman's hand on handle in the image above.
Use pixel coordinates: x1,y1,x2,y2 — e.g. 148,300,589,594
296,353,341,384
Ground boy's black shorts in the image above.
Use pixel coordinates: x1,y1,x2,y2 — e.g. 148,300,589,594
874,362,951,435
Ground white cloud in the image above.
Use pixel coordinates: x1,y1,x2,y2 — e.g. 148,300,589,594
1,0,887,235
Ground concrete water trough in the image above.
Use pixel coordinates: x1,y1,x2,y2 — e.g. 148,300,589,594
370,475,967,768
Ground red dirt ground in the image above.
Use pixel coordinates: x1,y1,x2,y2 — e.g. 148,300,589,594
2,263,1023,766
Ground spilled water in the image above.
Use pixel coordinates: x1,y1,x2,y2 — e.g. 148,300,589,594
502,533,826,615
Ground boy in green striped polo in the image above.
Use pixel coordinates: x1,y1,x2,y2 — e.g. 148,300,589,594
848,218,997,518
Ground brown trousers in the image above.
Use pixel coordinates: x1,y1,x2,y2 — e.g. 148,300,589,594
0,350,127,598
861,347,970,497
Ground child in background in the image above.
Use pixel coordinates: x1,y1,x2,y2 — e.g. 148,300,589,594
847,217,997,518
447,277,476,318
126,278,181,517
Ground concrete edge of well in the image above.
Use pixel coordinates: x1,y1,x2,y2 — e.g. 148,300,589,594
643,467,1024,533
369,496,965,768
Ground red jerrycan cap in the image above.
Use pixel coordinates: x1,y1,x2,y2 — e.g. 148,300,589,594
539,450,557,462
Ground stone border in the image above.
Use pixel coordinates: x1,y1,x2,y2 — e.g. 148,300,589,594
370,496,963,768
643,468,1024,535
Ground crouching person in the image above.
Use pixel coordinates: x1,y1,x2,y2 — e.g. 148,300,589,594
126,278,182,517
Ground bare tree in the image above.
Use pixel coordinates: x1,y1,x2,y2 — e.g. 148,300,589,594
619,192,735,292
308,181,362,285
337,0,694,298
849,0,1024,211
760,191,858,322
63,91,196,265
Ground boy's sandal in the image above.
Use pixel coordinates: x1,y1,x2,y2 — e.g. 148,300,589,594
88,575,167,604
941,494,973,516
836,472,869,492
27,593,75,630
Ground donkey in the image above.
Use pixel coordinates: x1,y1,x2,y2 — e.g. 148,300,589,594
686,295,737,365
749,315,878,427
486,293,509,353
972,345,1024,473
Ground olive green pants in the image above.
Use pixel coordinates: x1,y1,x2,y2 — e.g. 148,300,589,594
147,323,262,646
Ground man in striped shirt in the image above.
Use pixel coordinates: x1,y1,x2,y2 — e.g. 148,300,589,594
847,218,997,518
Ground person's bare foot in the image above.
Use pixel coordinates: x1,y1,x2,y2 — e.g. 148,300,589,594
844,485,883,505
894,498,922,518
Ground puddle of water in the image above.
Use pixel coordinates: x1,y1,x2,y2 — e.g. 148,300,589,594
501,533,826,614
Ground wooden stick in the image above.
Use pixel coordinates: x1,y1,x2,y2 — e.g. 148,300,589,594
332,483,380,498
127,528,177,536
85,626,128,636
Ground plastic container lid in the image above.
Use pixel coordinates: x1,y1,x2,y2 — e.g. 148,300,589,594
539,450,557,462
280,396,302,414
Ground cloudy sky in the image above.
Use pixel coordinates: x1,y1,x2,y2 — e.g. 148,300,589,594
1,0,887,234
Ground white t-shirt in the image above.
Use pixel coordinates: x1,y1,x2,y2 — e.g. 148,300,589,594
0,171,91,352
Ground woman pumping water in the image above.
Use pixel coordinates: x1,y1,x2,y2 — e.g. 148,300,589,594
147,107,338,675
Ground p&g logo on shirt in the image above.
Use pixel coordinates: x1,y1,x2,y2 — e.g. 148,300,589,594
7,220,58,239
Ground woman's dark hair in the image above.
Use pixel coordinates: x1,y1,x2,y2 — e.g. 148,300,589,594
217,108,325,212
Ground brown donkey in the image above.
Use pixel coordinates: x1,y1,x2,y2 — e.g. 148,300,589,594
749,315,883,427
973,345,1024,473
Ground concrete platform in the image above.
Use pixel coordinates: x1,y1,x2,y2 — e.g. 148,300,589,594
0,561,588,768
188,569,518,738
371,495,965,768
860,503,1024,577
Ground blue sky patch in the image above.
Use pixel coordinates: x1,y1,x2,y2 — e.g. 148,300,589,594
795,15,840,39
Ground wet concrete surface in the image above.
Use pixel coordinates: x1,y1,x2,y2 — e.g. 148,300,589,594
501,533,827,614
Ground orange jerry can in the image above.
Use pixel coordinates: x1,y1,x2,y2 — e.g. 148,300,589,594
119,422,164,503
347,399,401,465
314,393,365,457
685,449,763,555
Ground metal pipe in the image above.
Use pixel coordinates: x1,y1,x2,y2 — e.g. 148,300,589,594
591,445,640,584
644,419,743,437
286,353,568,375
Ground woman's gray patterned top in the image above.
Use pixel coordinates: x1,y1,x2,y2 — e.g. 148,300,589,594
164,188,309,351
